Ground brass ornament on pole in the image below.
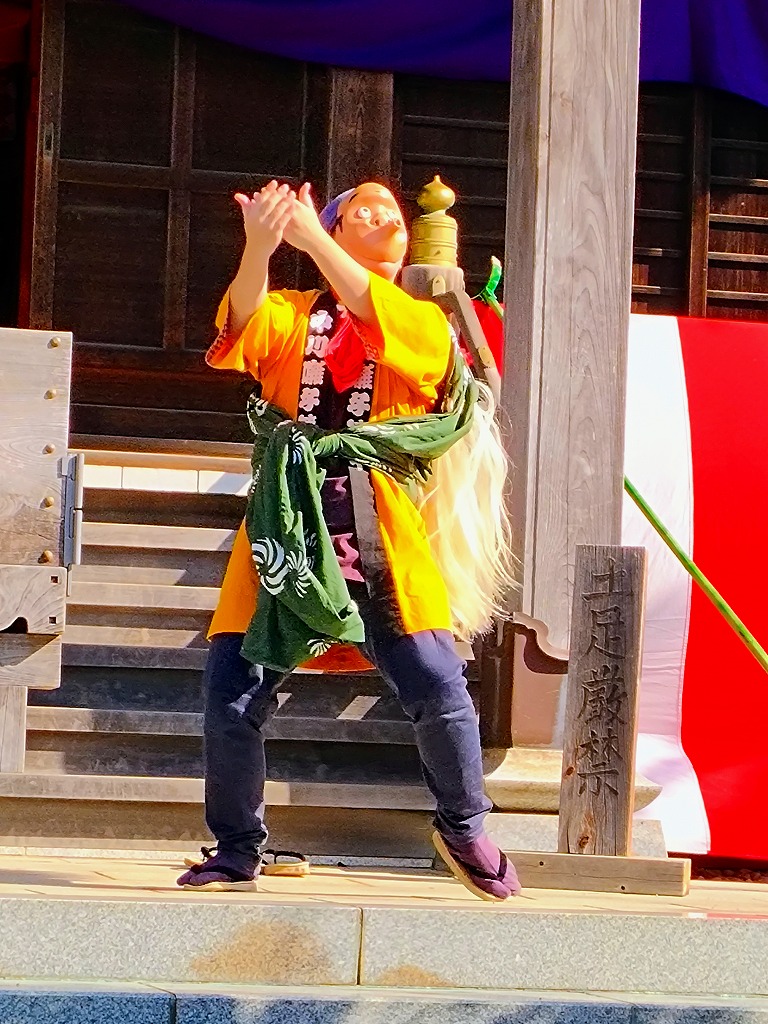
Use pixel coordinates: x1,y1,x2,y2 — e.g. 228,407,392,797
409,175,459,268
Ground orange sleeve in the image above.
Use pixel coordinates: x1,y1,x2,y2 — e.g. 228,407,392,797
205,288,318,376
349,273,452,402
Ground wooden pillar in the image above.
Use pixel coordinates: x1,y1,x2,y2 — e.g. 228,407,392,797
323,68,394,200
502,0,642,651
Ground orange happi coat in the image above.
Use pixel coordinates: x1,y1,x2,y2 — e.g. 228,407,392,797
206,273,453,672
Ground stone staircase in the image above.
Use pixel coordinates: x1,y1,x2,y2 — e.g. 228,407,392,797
1,436,484,858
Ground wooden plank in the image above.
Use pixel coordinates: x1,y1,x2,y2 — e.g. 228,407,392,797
503,0,641,650
707,289,768,303
687,89,711,317
0,636,62,690
709,213,768,227
70,434,252,459
0,565,67,633
0,687,27,773
72,404,249,443
62,643,208,671
77,449,249,473
163,31,195,350
27,0,64,330
503,851,690,896
0,328,73,564
58,158,172,190
25,707,416,745
68,580,219,612
0,772,433,810
27,707,204,736
81,522,236,552
62,624,208,649
325,68,393,199
69,564,219,587
708,251,768,265
558,545,647,857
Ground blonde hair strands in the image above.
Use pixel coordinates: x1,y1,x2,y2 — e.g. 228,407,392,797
418,379,518,640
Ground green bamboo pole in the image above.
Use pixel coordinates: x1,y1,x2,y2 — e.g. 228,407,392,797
624,475,768,674
480,263,767,673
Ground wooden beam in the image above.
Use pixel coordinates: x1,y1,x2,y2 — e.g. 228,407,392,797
27,0,64,330
502,0,642,650
163,30,196,351
687,89,712,316
0,327,73,565
324,68,394,199
0,687,27,773
504,851,690,897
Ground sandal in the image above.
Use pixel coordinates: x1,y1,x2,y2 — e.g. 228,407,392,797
432,830,521,902
177,849,258,892
182,845,309,878
261,849,311,877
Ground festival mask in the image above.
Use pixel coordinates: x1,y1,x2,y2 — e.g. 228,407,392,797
321,183,408,274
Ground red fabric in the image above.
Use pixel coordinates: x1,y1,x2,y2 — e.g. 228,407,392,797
0,4,29,65
678,317,768,859
325,312,367,392
471,299,504,369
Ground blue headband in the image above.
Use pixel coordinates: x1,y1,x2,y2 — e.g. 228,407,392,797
319,188,354,233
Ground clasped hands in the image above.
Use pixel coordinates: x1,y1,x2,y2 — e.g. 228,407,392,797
234,180,324,257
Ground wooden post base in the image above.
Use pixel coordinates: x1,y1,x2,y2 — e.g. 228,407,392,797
506,851,691,896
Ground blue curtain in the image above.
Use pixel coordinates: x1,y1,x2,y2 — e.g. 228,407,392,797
121,0,768,109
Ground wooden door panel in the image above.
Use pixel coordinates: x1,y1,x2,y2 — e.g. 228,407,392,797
192,36,306,176
60,1,174,166
53,182,167,347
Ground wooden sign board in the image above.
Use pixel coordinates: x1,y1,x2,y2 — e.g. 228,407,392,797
558,544,647,857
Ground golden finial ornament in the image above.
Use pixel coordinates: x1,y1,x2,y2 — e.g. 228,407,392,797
409,175,459,267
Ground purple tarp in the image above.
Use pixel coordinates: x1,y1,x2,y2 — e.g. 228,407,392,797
121,0,768,109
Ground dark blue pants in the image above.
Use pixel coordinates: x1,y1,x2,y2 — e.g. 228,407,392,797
203,607,492,859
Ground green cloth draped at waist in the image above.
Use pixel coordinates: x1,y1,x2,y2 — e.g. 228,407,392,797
242,348,477,672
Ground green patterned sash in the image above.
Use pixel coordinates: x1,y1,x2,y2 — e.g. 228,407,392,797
242,348,477,672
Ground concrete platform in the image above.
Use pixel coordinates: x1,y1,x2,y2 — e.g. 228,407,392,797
0,854,767,999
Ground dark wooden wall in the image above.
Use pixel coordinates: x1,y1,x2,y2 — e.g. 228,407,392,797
18,0,768,441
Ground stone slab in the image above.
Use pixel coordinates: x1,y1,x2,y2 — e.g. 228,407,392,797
0,899,361,986
173,985,632,1023
167,985,768,1024
360,907,768,996
5,982,768,1024
0,981,171,1023
484,812,667,857
482,747,661,812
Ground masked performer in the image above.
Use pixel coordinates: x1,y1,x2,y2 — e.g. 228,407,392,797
178,180,520,901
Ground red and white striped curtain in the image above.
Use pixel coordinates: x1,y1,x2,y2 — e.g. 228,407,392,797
625,314,768,860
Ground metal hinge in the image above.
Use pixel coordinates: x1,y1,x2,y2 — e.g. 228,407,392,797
62,452,84,591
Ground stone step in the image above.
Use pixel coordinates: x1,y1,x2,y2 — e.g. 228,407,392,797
22,728,424,779
81,521,236,552
61,643,210,671
71,433,253,460
0,772,433,810
68,581,221,612
0,870,766,997
26,705,417,745
5,983,768,1024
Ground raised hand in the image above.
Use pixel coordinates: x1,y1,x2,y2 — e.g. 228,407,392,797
282,183,326,253
234,180,295,256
